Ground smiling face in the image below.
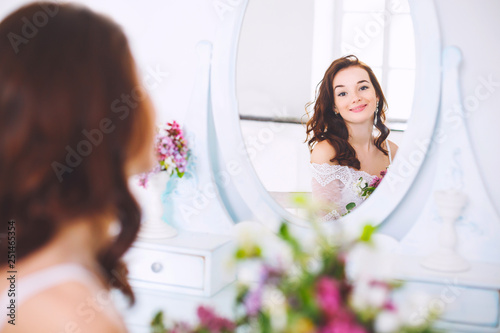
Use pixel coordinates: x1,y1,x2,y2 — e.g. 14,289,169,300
332,66,379,125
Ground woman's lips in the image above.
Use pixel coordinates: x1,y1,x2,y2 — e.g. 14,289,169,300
349,104,367,113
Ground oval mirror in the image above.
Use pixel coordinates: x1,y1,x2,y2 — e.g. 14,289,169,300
229,0,441,231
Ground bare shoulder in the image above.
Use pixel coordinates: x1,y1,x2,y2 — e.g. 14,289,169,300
387,139,399,158
6,281,125,333
310,140,338,164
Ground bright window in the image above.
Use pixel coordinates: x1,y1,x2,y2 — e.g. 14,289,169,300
338,0,415,127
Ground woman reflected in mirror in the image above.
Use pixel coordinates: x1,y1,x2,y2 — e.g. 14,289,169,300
306,55,398,221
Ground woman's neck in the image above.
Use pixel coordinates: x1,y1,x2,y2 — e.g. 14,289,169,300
346,121,374,152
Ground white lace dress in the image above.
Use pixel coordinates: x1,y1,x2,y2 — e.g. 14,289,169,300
311,142,392,221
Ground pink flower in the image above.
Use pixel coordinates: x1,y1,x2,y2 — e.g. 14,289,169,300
369,176,382,188
137,121,190,187
196,305,236,332
319,309,367,333
316,277,341,318
169,321,192,333
369,168,388,188
320,321,367,333
138,173,148,188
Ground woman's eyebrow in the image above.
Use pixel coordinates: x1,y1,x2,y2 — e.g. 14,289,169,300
334,80,370,90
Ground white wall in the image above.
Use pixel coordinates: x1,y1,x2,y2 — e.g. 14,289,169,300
0,0,218,126
3,0,498,214
236,0,314,119
434,0,500,216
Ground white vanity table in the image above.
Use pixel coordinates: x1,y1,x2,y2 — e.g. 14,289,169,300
114,231,237,333
115,0,500,332
391,255,500,331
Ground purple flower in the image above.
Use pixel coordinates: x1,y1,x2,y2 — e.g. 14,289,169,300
243,287,262,316
259,264,284,286
137,121,190,187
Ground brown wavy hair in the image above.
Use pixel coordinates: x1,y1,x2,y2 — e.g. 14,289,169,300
305,55,389,169
0,3,155,303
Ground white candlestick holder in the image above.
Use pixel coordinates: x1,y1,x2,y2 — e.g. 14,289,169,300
421,189,469,272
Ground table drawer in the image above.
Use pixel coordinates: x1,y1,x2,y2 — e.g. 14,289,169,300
125,246,205,290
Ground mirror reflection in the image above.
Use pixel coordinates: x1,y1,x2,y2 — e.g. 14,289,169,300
308,55,397,220
236,0,415,218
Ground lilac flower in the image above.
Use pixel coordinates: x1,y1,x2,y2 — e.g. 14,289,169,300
243,286,263,316
138,120,189,188
259,264,284,286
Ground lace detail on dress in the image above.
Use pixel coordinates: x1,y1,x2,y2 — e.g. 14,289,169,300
311,163,377,221
310,140,393,222
311,163,351,186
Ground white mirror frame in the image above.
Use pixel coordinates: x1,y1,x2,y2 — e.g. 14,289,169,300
209,0,441,234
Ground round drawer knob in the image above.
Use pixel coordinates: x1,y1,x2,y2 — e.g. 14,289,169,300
151,262,163,273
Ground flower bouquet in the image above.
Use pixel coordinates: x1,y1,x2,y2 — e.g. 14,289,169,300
151,306,235,333
136,120,189,239
345,170,387,215
139,120,189,188
231,214,440,333
150,195,441,333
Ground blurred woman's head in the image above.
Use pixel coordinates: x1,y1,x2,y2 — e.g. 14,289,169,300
306,55,389,168
0,2,155,301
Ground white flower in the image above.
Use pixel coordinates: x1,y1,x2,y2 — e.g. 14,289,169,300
350,281,369,310
369,284,390,308
237,259,263,283
350,278,390,310
261,286,287,331
260,234,294,270
233,221,293,271
234,221,266,246
353,177,368,197
346,242,396,281
375,310,401,333
305,256,322,275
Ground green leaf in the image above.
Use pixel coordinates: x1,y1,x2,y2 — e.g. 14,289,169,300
278,223,302,256
292,194,308,205
234,248,246,259
360,224,376,242
150,311,165,333
258,312,272,333
346,202,356,211
234,246,262,260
